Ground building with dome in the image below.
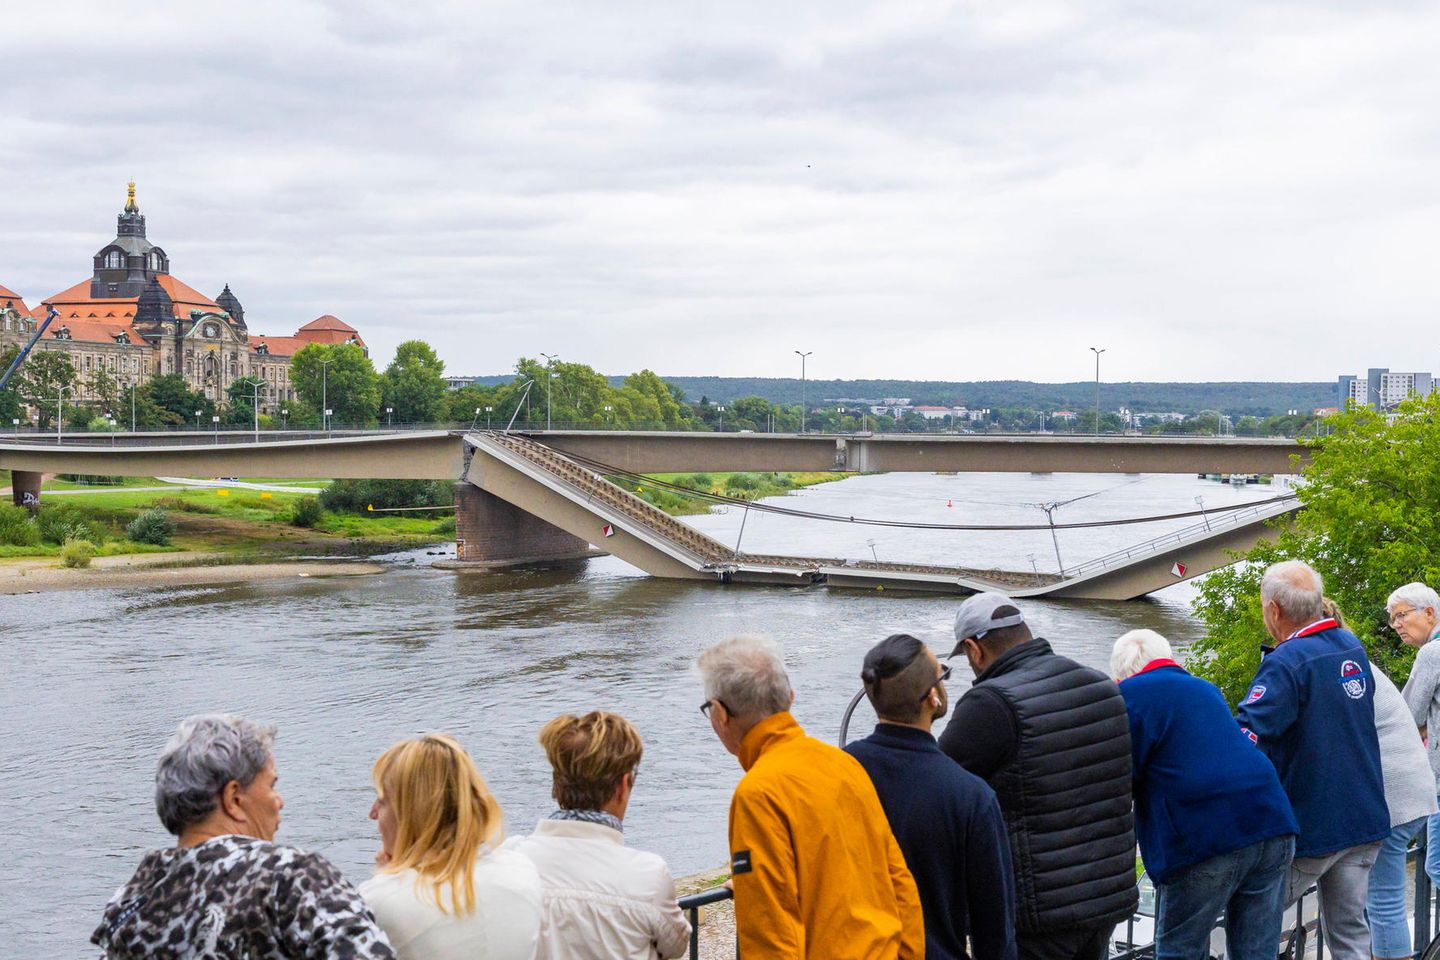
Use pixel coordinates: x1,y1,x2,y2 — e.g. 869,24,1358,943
0,184,366,415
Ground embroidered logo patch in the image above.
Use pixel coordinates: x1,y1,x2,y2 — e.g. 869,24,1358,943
1246,684,1266,703
1240,726,1258,744
731,850,753,875
1339,659,1368,700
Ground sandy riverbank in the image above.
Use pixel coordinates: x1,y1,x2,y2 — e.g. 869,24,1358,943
0,551,387,595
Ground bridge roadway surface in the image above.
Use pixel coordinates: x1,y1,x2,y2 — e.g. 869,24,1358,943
463,433,1300,601
0,428,1308,479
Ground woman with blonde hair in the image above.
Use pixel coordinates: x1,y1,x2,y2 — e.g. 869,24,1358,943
361,733,542,960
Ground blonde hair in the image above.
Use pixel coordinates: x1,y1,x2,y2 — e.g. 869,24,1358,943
538,712,643,811
372,733,503,915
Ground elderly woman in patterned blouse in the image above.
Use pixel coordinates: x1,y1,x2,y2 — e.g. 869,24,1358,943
93,713,395,959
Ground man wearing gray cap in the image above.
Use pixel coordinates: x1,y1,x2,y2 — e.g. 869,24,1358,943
938,593,1137,960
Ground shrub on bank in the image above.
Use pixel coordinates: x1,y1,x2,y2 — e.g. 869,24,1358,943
290,496,323,528
60,539,95,568
36,504,108,546
153,496,220,515
319,479,455,514
0,505,40,547
126,508,174,546
58,474,125,486
430,516,456,535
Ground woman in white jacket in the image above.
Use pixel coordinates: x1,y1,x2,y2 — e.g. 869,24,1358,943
505,712,690,960
362,733,543,960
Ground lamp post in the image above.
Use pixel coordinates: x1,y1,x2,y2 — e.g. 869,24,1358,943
485,406,494,429
602,404,612,427
248,381,264,443
717,405,726,432
794,350,812,434
194,409,202,432
212,414,220,444
281,408,289,430
541,353,558,431
11,418,18,435
385,406,393,429
1089,346,1106,436
129,384,137,432
318,357,334,432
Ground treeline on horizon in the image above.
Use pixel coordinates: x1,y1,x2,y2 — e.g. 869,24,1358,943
471,375,1337,417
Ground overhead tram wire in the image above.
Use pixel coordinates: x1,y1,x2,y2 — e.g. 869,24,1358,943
541,445,1299,533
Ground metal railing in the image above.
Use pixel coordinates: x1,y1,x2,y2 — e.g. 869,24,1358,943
1060,495,1300,582
680,838,1439,960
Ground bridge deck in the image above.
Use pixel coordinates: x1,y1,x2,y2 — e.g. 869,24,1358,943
465,433,1298,600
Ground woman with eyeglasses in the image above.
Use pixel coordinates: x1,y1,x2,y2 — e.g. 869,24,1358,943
1395,583,1440,893
361,734,542,960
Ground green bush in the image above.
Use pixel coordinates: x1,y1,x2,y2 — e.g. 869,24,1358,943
430,515,457,535
319,479,455,514
291,496,323,528
724,473,761,492
126,507,174,546
154,496,220,514
36,505,108,546
0,505,40,547
60,539,95,568
58,474,125,485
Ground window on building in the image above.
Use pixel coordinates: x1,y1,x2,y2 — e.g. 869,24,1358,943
104,250,124,269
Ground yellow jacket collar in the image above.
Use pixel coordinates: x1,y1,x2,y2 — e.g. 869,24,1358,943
739,711,803,771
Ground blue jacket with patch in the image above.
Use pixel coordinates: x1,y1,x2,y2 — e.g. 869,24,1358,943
1235,624,1389,858
1120,663,1298,884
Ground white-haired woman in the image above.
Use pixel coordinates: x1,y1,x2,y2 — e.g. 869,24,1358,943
93,713,394,959
1111,629,1296,960
1395,582,1440,888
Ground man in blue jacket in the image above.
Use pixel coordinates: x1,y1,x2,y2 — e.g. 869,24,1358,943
1113,628,1297,959
1235,560,1389,960
846,633,1017,960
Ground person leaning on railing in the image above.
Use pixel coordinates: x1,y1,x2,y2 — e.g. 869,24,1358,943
504,711,691,960
1394,583,1440,889
1235,561,1389,960
844,633,1017,960
1111,630,1297,960
697,634,924,960
92,714,396,959
360,733,543,960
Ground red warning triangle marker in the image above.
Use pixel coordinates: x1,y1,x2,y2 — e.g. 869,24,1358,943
602,524,615,538
1171,562,1187,577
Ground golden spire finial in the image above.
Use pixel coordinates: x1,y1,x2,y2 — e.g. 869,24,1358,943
124,180,138,214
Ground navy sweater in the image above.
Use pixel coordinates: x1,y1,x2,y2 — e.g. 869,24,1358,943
846,724,1017,960
1234,624,1389,858
1119,662,1298,884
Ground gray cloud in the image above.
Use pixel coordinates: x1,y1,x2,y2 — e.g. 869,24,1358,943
3,1,1438,383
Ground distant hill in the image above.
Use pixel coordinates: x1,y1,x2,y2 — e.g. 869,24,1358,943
469,374,1336,418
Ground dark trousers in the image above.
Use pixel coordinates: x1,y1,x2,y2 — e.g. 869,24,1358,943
1016,924,1114,960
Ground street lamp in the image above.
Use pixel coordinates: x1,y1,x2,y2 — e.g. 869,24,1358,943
794,350,812,434
1089,346,1106,436
602,404,613,427
12,417,19,434
281,408,289,430
385,406,393,428
194,409,202,432
129,384,137,432
541,353,558,431
212,414,220,444
716,405,726,432
318,357,334,432
485,405,494,429
247,380,265,442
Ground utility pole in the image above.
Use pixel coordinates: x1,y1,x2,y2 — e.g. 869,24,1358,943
248,380,264,443
319,357,333,433
541,353,558,431
794,350,812,434
45,386,68,443
1089,346,1106,436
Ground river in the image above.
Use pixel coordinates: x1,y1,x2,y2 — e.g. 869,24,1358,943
0,471,1282,954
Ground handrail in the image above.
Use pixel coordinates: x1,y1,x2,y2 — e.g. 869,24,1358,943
677,887,733,960
1060,495,1299,581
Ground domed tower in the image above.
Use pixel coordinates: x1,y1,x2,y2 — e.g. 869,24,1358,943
90,182,170,298
214,284,245,328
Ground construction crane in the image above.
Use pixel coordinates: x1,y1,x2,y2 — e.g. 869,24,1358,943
0,304,60,391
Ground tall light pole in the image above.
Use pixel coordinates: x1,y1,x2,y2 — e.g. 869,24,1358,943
541,353,558,431
248,380,264,443
194,409,201,432
1089,346,1106,436
385,406,393,428
318,357,334,432
45,386,68,443
794,350,812,434
716,405,726,432
485,405,494,429
129,383,137,432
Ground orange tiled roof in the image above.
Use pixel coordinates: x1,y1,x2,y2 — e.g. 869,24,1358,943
45,317,142,344
0,283,34,317
250,335,308,358
294,314,366,347
299,314,356,332
42,275,221,321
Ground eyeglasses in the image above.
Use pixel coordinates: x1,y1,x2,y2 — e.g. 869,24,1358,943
700,698,732,718
919,662,952,703
1391,608,1417,628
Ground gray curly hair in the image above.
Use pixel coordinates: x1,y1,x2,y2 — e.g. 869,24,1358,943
155,714,276,835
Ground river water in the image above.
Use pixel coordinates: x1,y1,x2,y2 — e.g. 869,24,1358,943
0,471,1282,954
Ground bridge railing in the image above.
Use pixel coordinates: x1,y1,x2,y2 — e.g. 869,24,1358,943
1058,494,1300,582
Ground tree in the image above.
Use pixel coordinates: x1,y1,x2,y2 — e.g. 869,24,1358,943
0,346,23,425
291,343,380,427
381,340,447,424
623,370,690,427
16,350,77,429
446,385,502,425
225,376,267,426
143,374,212,427
88,367,119,414
1189,396,1440,704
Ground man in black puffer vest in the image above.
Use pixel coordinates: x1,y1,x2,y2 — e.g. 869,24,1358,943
939,593,1138,960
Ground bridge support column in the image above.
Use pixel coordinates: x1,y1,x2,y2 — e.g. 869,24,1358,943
9,470,41,510
449,482,596,568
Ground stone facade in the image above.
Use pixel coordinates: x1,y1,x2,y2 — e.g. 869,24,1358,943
0,184,365,416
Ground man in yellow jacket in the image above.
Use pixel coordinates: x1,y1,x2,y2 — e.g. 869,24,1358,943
698,634,925,960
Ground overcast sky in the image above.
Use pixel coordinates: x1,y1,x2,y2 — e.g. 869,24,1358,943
3,1,1436,383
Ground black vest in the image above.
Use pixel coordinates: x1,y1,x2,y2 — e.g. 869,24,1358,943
977,639,1139,934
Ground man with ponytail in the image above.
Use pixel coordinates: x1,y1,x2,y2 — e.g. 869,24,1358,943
506,711,691,960
362,733,543,959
